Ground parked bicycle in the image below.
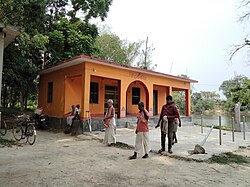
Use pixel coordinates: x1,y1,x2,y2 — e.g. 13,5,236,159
0,119,7,136
12,114,37,145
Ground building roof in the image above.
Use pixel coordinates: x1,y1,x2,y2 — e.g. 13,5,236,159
40,54,198,83
0,23,20,48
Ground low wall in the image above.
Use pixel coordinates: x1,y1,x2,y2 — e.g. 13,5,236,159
47,115,193,134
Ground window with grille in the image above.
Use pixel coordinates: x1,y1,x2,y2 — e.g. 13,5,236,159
132,87,140,105
47,82,53,103
90,82,98,104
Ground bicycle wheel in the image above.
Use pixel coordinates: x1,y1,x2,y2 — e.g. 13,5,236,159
0,120,7,136
26,124,36,145
12,124,23,141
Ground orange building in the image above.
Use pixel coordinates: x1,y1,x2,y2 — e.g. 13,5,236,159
38,54,197,128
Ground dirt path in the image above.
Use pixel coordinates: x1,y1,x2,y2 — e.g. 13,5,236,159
0,131,250,187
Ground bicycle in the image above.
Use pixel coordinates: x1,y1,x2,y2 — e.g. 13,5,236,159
12,114,37,145
0,119,7,136
86,110,92,133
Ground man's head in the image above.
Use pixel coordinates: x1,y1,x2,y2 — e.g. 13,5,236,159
138,101,144,111
166,95,173,104
107,99,113,107
71,105,75,109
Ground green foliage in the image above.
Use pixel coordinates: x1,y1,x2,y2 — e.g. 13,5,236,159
0,0,47,35
0,138,16,147
230,78,250,104
172,75,191,115
219,75,250,111
210,152,250,165
95,28,155,69
219,75,246,99
113,141,134,150
213,125,232,131
191,91,220,113
46,19,98,66
176,90,221,114
1,0,113,110
94,30,142,66
70,0,112,22
172,91,186,115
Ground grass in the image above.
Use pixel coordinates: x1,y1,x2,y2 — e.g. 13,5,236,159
239,146,247,149
98,139,134,150
114,142,134,150
0,137,16,147
209,152,250,165
213,125,232,131
194,123,233,131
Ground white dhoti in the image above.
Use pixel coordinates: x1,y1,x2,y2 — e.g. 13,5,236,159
135,132,150,155
161,115,168,134
66,116,74,126
173,121,179,132
103,117,116,145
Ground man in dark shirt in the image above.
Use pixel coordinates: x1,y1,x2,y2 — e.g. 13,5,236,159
155,95,181,154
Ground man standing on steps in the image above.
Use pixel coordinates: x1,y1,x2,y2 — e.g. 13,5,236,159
155,95,181,154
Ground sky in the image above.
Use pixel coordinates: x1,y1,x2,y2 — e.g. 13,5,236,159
94,0,250,96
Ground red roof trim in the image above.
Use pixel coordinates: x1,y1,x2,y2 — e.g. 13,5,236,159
41,54,198,83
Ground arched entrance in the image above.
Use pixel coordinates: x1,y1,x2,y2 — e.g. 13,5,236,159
126,80,149,116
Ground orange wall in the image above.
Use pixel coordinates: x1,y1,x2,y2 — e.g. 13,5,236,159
85,62,191,117
38,63,84,117
153,85,168,115
65,75,82,114
39,60,192,118
126,81,147,115
90,76,118,116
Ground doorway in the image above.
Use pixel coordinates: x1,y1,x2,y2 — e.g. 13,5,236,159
104,85,118,115
153,90,158,115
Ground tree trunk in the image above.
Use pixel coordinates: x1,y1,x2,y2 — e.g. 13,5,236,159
2,86,7,108
24,94,28,109
11,88,15,108
20,91,24,111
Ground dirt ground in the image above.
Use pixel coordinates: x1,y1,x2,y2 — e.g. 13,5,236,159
0,130,250,187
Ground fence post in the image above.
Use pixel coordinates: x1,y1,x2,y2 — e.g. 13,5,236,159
243,116,246,140
232,117,235,142
201,113,203,134
219,116,222,145
201,125,214,146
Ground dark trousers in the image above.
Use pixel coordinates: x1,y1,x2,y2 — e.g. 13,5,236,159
161,122,174,151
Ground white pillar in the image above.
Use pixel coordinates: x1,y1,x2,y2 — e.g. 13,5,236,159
0,31,4,107
234,102,241,132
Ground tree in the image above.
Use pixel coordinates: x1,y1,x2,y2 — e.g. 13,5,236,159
191,91,220,113
219,75,246,99
0,0,47,35
230,0,250,63
3,43,38,110
0,0,113,110
46,18,99,66
172,75,191,115
94,30,142,66
70,0,112,22
219,75,250,111
136,37,156,70
94,28,156,69
172,91,186,115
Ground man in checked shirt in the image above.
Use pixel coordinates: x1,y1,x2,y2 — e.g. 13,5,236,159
155,95,181,154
